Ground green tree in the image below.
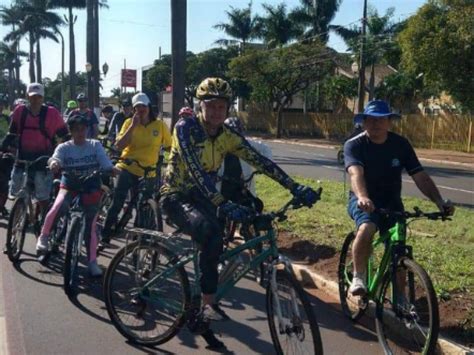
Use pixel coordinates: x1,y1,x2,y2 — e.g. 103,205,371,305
4,0,63,83
50,0,107,99
291,0,342,43
43,71,88,104
145,48,243,106
257,3,303,48
398,0,474,111
0,41,27,101
331,7,403,100
319,75,358,112
0,4,25,96
229,42,334,138
213,1,261,50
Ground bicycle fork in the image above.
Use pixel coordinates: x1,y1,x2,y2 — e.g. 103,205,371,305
269,258,302,335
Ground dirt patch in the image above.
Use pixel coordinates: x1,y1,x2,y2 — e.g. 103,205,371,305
279,232,473,347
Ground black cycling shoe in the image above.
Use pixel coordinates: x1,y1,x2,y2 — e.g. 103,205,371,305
2,245,7,254
201,329,226,351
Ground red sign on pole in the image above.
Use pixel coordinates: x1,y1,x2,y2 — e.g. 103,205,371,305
121,69,137,88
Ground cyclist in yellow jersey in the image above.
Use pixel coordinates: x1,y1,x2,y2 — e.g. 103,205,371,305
161,77,318,322
101,93,172,243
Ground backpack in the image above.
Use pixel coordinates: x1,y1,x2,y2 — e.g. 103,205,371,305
18,105,53,154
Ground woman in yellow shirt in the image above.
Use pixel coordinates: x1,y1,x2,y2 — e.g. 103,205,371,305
101,93,171,243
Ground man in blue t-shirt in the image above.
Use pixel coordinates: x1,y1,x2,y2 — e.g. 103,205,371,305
344,100,454,296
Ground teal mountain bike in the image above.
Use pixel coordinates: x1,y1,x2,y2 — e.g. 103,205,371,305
104,193,324,354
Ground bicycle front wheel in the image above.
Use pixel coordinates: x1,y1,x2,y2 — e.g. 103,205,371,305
266,269,323,355
6,198,28,263
63,217,82,296
104,240,190,346
375,257,439,354
135,200,159,230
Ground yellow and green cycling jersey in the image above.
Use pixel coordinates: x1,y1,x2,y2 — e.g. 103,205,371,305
161,114,296,206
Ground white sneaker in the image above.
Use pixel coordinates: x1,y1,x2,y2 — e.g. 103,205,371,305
36,235,49,252
349,275,367,296
88,260,103,278
201,304,230,322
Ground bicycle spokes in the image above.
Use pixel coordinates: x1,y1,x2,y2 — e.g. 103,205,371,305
376,258,439,354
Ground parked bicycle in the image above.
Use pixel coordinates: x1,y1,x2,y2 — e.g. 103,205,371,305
6,156,50,263
103,191,324,354
338,207,451,354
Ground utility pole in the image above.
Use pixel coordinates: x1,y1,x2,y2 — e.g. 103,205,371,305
357,0,367,113
171,0,187,128
64,11,77,99
86,0,94,108
93,0,100,110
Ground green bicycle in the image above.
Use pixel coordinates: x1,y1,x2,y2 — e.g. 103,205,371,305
338,207,450,354
103,193,324,354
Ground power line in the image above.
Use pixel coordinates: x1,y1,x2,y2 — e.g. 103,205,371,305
102,18,169,28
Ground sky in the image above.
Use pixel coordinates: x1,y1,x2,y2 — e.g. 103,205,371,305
0,0,427,97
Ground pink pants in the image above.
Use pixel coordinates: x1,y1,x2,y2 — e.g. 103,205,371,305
41,189,101,262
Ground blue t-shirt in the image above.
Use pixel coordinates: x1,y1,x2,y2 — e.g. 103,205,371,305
344,131,423,209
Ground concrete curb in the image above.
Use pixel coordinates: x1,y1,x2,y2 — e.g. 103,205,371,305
255,137,474,168
290,262,474,355
0,259,8,355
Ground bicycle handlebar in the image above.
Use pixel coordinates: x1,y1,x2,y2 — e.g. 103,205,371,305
218,170,260,186
16,155,50,170
271,187,323,221
376,207,451,221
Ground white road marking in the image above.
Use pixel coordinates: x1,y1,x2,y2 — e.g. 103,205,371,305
0,262,8,355
285,148,327,158
402,179,474,194
322,165,342,171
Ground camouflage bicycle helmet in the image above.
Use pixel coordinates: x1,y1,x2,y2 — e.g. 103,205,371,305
196,77,233,102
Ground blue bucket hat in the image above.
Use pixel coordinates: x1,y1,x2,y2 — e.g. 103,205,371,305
354,100,400,124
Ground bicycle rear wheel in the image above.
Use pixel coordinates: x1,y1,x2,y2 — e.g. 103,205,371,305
266,269,323,355
6,198,28,263
104,240,190,346
338,232,368,320
375,257,439,354
63,217,82,296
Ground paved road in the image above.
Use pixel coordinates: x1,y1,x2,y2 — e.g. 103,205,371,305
0,224,383,355
265,141,474,207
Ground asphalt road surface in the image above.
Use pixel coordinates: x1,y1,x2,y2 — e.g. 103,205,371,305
264,141,474,208
0,226,383,355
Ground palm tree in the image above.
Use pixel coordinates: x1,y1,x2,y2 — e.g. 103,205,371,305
0,42,27,100
4,0,64,83
0,4,24,95
331,7,402,99
257,3,303,48
213,1,261,52
50,0,85,99
291,0,342,43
